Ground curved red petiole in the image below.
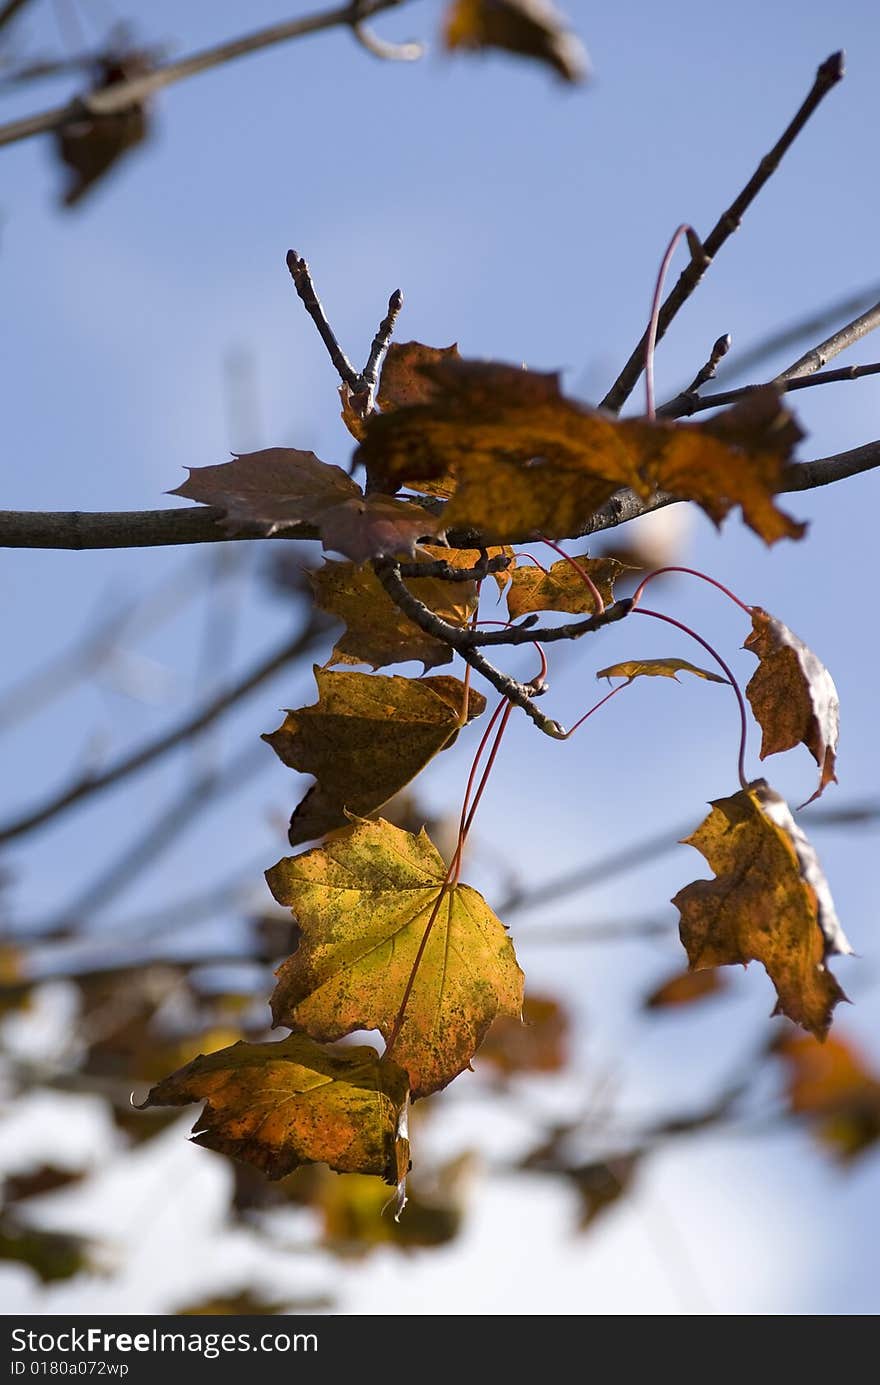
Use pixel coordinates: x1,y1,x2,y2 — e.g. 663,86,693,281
644,224,694,419
631,565,752,615
634,605,750,791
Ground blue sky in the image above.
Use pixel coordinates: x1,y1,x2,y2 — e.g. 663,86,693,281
1,0,879,1314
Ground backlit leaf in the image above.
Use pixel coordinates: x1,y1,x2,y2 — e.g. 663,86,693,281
744,607,839,804
170,448,440,563
443,0,589,83
311,557,475,670
356,360,805,544
506,552,625,619
673,780,852,1038
267,819,524,1098
264,667,486,846
596,657,728,684
774,1031,880,1162
643,967,728,1010
478,993,570,1074
140,1033,410,1186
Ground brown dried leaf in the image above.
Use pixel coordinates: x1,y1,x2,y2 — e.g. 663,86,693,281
596,657,728,685
673,780,852,1038
478,994,570,1074
775,1031,880,1162
267,819,524,1098
311,557,475,670
264,667,485,846
356,360,804,544
0,1216,93,1283
55,49,153,208
170,449,440,563
140,1033,410,1187
745,607,839,804
506,552,625,619
443,0,589,83
568,1154,641,1231
643,967,728,1010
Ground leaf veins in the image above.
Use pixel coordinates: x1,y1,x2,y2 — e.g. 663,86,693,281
264,667,486,846
266,818,524,1098
673,779,852,1038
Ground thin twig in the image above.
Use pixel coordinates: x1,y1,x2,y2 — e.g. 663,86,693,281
1,437,879,553
660,359,880,419
286,250,361,391
713,282,880,385
362,289,404,391
600,51,846,414
396,552,511,581
657,332,731,416
0,616,324,847
776,298,880,381
0,0,414,149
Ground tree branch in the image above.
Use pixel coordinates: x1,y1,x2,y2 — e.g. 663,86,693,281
659,359,880,419
1,439,878,556
0,0,415,150
0,615,325,847
600,51,845,414
776,298,880,381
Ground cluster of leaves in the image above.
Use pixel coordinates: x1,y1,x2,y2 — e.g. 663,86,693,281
138,332,856,1210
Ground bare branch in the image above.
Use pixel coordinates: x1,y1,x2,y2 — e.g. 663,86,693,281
600,51,846,414
713,282,880,385
1,437,878,555
0,0,414,150
286,249,361,392
362,289,404,391
776,298,880,382
660,359,880,419
0,616,325,847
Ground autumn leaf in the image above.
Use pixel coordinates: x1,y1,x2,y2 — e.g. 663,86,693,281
744,606,839,804
3,1166,84,1203
0,1217,93,1283
478,994,570,1074
170,448,440,564
267,819,524,1098
140,1033,410,1187
774,1031,880,1162
55,49,153,208
506,552,625,619
443,0,589,83
356,359,805,544
597,657,728,685
673,780,852,1038
379,342,462,412
320,1159,471,1253
264,667,486,846
311,557,475,670
643,967,728,1010
567,1154,641,1231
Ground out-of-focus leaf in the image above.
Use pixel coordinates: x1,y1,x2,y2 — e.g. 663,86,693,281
506,552,625,619
567,1153,641,1231
55,49,153,208
597,657,728,685
643,967,728,1010
264,667,485,847
176,1288,332,1315
0,1215,93,1283
478,994,570,1074
3,1166,84,1203
267,819,523,1098
775,1031,880,1162
140,1033,410,1187
170,449,440,563
356,361,805,545
744,607,839,804
320,1158,472,1255
443,0,589,83
311,558,475,670
673,780,852,1038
